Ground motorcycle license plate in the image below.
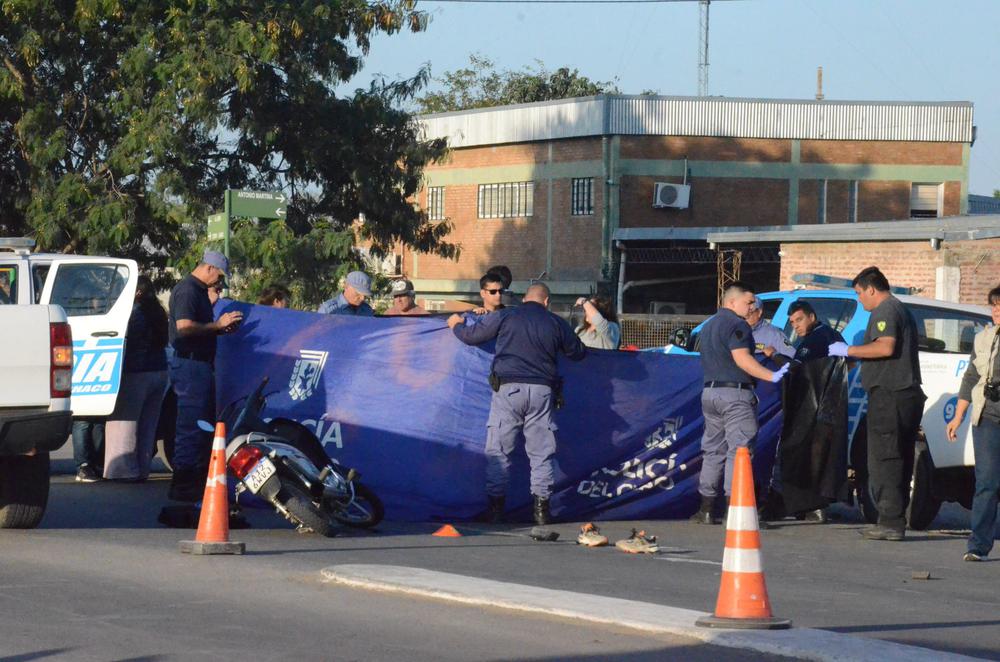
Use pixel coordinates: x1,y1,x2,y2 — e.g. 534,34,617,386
244,457,276,494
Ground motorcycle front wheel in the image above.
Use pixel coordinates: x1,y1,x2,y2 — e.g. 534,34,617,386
331,482,384,529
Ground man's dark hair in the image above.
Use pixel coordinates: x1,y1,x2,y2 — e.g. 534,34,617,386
721,280,755,304
852,266,891,292
480,272,504,290
486,265,512,289
788,300,816,318
988,286,1000,306
258,284,290,306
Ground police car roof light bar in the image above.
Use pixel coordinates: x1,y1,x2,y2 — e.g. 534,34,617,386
791,273,918,296
0,237,35,255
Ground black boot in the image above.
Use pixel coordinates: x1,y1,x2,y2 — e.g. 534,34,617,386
533,495,551,526
689,495,715,524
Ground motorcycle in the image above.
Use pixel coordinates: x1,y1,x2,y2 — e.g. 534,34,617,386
218,378,384,536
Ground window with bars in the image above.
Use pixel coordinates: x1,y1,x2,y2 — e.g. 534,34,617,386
477,182,534,219
427,186,445,220
571,178,594,216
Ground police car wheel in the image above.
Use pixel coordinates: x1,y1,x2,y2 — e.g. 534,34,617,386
0,453,49,529
907,441,941,531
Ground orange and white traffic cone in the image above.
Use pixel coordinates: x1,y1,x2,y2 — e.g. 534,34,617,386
179,422,246,555
696,446,790,629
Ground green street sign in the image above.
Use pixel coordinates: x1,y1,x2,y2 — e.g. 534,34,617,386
228,189,287,219
207,212,227,241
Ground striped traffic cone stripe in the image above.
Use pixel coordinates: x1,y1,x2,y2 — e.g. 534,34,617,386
696,446,791,630
179,422,245,555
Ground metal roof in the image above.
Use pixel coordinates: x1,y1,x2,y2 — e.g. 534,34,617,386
705,214,1000,245
419,95,974,148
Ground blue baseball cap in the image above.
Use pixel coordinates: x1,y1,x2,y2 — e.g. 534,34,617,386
345,270,372,296
202,249,230,277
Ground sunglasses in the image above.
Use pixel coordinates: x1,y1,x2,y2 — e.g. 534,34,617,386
484,288,504,295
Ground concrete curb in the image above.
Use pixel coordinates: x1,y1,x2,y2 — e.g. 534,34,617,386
320,564,976,662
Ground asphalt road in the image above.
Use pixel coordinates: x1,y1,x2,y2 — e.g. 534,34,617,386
0,476,782,662
5,471,997,661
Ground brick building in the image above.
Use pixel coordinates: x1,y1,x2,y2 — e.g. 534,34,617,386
403,95,974,313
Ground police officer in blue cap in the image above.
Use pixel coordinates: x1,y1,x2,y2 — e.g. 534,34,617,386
166,249,243,501
691,281,789,524
318,271,375,316
447,282,586,525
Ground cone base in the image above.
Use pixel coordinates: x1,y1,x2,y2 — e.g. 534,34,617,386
695,614,792,630
179,540,246,555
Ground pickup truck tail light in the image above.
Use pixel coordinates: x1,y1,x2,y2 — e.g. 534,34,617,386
50,322,73,399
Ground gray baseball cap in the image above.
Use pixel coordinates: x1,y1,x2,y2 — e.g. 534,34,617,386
202,249,230,277
345,270,372,296
390,279,415,297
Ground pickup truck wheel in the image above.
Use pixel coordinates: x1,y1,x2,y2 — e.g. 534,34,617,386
0,453,50,529
907,440,942,531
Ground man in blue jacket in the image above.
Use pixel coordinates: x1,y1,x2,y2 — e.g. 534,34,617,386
447,283,586,525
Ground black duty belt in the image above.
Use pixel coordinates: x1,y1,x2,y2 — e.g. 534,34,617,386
704,381,753,390
174,351,213,363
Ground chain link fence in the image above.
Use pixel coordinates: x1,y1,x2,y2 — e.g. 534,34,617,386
619,314,709,349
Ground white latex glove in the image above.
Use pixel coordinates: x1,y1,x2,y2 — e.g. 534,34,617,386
828,342,849,358
769,363,790,383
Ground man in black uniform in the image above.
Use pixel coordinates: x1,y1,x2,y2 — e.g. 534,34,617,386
167,250,243,501
691,282,789,524
829,266,924,540
447,282,586,525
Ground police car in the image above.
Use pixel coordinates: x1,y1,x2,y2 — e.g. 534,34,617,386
666,281,991,529
0,239,139,419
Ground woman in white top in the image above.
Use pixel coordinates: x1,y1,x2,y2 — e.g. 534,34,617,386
574,296,621,350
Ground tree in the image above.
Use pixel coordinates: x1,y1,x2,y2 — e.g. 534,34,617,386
417,55,620,114
0,1,457,305
993,189,1000,199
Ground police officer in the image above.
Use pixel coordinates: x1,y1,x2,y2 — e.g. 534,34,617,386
167,250,242,501
447,282,586,525
746,296,795,361
829,266,924,541
691,282,789,524
317,271,375,316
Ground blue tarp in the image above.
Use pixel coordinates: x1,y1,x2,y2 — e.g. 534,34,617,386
215,302,783,522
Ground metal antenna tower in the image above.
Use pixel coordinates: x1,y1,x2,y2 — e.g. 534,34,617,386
698,0,710,96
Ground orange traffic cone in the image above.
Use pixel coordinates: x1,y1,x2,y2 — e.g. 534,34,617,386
179,422,246,555
432,524,462,538
696,446,790,629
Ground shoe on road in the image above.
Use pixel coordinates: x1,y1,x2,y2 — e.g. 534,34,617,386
963,551,985,562
75,464,101,483
615,529,659,554
802,508,829,524
577,523,609,547
861,525,904,541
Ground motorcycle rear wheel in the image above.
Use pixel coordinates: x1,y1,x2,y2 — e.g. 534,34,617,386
331,482,384,529
279,483,334,537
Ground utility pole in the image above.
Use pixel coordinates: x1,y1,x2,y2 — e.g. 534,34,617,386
698,0,710,96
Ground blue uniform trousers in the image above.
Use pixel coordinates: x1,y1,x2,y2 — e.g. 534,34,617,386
485,383,558,499
699,386,758,498
168,357,215,473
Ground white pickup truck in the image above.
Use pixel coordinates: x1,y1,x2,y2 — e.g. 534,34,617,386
0,237,141,527
0,302,73,528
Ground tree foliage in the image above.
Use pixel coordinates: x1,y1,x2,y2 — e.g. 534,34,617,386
417,54,621,114
0,0,456,305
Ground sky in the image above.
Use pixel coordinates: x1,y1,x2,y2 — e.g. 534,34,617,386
352,0,1000,195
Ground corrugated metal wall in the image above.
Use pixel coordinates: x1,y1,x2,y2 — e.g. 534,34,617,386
419,95,974,147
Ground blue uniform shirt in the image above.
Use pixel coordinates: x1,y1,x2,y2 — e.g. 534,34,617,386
169,274,216,362
793,322,845,362
699,308,755,383
452,302,586,387
317,292,375,316
751,319,795,358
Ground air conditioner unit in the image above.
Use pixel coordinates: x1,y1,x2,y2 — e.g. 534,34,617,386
652,183,691,209
648,301,686,315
